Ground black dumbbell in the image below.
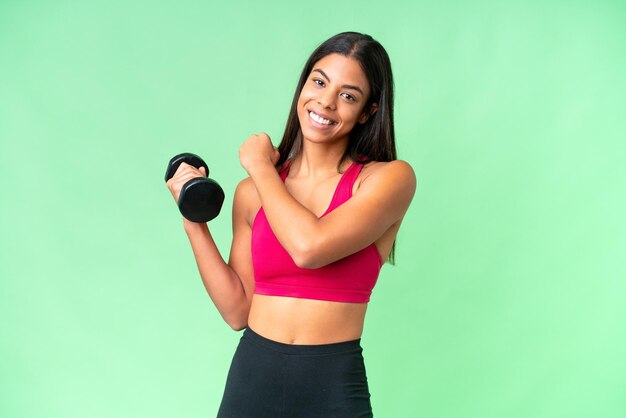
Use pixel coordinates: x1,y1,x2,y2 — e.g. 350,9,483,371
164,153,225,223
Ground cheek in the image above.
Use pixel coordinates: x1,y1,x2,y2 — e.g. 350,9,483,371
350,104,369,124
297,89,315,116
297,95,306,115
341,108,361,126
297,91,309,113
298,87,313,104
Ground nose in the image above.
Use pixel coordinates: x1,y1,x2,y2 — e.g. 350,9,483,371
317,89,336,110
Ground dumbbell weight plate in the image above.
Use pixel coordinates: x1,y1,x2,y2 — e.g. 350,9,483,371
178,177,225,223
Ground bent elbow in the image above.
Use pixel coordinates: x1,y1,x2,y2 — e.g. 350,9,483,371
230,322,247,332
224,305,250,332
228,317,248,331
293,255,318,269
292,243,324,269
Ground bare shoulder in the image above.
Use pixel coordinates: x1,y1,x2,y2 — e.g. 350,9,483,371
358,159,417,197
235,176,258,196
233,177,261,227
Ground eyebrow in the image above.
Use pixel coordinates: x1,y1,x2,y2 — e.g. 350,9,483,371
312,69,365,96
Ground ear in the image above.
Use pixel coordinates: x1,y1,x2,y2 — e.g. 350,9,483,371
358,102,378,124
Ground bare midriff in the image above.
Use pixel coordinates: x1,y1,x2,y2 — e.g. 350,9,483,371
247,294,368,345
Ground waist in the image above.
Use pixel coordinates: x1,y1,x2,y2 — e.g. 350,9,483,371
242,326,362,355
247,294,367,344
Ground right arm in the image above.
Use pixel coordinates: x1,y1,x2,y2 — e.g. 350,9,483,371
167,163,256,330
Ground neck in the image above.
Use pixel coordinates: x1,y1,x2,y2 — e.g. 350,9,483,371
290,134,351,178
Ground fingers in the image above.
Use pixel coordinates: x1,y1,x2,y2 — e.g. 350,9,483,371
171,164,199,183
254,132,270,141
175,162,204,178
166,162,206,201
271,146,280,165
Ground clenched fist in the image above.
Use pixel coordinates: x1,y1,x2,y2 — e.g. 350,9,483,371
239,132,280,174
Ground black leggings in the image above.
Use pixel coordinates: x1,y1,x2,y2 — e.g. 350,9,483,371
217,326,373,418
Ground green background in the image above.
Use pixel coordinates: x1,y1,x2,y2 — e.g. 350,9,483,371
1,1,625,417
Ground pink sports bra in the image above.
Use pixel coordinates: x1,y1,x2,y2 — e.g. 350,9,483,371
251,159,383,303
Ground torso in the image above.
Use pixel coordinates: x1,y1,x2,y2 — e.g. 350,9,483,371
246,159,402,344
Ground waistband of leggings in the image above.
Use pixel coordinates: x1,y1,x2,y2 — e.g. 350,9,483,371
242,326,362,355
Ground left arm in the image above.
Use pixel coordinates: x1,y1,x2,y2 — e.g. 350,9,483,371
240,133,416,268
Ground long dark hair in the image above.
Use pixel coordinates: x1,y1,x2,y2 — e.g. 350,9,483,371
276,31,398,265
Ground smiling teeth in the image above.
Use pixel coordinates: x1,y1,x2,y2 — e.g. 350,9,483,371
309,111,334,125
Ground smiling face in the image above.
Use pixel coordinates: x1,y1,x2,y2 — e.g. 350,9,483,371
297,53,378,147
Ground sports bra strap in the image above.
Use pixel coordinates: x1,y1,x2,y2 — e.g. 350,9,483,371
342,161,363,194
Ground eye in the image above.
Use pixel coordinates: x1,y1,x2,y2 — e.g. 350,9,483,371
342,93,356,102
313,78,325,87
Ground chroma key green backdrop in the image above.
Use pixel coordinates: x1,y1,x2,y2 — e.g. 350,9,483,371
1,1,625,417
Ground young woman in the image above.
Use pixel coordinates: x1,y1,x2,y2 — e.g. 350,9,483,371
167,32,416,418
